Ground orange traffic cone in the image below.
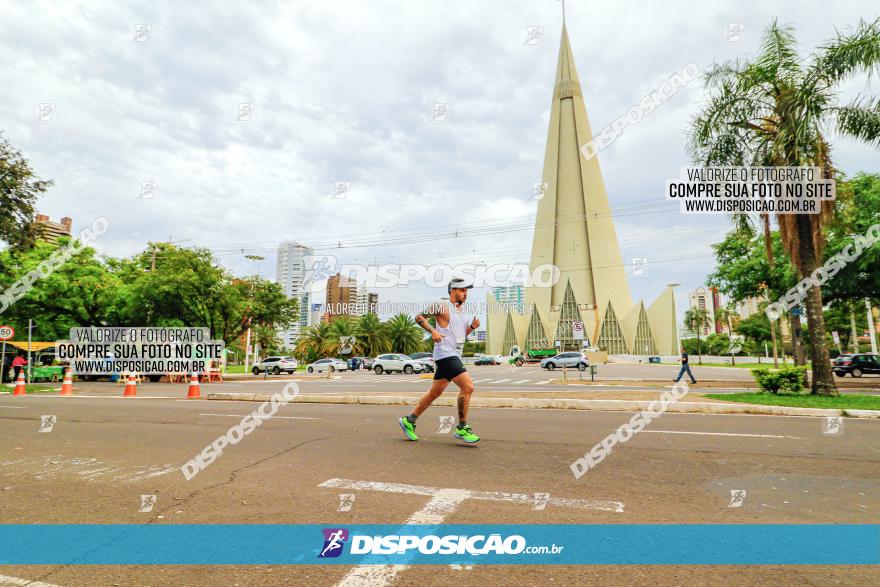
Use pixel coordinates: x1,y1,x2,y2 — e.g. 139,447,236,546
186,372,201,399
60,369,74,396
122,373,137,397
12,371,26,396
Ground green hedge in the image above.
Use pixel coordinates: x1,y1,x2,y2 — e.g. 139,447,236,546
750,366,807,395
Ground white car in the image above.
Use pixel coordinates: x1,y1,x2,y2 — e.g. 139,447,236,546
252,356,298,375
306,358,349,373
372,354,424,375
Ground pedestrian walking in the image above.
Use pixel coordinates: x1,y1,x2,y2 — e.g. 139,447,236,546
673,347,697,384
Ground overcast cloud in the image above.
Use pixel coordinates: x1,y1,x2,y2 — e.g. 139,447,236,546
1,0,877,320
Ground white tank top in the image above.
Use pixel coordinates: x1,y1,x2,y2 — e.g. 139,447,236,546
433,301,470,360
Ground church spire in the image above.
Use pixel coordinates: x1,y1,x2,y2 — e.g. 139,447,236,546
527,22,633,341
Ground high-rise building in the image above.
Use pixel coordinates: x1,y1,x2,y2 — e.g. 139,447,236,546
689,287,722,336
324,273,378,321
736,297,762,319
34,214,72,243
485,24,678,356
276,241,313,347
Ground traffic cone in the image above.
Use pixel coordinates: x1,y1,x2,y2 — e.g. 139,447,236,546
12,371,26,396
187,372,201,399
60,369,74,396
122,373,137,397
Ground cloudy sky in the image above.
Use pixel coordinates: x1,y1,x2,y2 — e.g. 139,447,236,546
1,0,878,320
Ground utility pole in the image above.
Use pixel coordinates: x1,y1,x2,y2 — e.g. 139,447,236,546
850,306,860,354
243,254,265,374
26,319,34,384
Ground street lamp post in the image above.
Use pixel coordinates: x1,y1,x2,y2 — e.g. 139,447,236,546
243,255,265,374
27,319,34,384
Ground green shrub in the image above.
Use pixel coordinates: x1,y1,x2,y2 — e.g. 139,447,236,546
751,366,807,395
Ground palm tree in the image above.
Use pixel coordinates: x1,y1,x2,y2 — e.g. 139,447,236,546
356,313,391,357
684,308,710,365
324,317,365,357
385,313,425,355
293,322,334,363
715,304,739,365
689,19,880,395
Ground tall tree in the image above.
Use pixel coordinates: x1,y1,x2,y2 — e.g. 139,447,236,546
715,304,740,364
294,322,334,364
689,19,880,395
385,313,424,355
0,238,121,339
356,313,390,357
683,308,711,365
325,317,365,357
0,133,53,250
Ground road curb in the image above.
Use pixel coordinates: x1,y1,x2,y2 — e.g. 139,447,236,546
204,393,880,418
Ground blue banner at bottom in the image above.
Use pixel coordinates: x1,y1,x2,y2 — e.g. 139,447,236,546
1,525,877,565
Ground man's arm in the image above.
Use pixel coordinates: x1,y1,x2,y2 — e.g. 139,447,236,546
466,316,480,335
415,302,447,343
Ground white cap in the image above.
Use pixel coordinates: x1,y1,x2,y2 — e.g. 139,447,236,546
448,277,474,293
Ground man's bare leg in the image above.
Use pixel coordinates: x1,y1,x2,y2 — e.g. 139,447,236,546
412,378,450,418
451,371,475,425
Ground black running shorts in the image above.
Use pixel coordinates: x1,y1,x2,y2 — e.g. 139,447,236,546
433,356,467,381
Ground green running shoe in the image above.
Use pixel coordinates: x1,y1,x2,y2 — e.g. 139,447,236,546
453,424,480,443
399,417,418,441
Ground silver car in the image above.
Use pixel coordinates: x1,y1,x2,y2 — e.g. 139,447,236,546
540,352,589,371
372,354,424,374
306,358,349,373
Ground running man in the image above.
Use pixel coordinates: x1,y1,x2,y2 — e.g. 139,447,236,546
398,277,480,443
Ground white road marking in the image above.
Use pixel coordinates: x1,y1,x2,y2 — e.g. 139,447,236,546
0,574,62,586
323,478,623,587
536,380,551,385
4,455,176,484
198,413,320,420
0,405,27,409
513,379,531,384
640,430,801,439
491,379,511,384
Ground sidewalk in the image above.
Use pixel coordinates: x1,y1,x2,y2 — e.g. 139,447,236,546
206,388,880,419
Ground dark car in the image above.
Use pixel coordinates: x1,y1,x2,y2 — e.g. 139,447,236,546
348,356,373,370
474,355,502,366
833,353,880,377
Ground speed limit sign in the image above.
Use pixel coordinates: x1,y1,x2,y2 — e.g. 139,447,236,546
0,326,14,340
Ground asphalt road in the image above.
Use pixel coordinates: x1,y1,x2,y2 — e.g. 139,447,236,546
37,362,876,399
1,386,878,586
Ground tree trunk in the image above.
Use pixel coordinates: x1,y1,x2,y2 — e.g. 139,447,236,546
794,216,837,396
790,312,808,386
762,215,779,368
728,317,736,366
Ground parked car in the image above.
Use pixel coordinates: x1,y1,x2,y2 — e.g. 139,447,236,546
833,353,880,377
541,352,589,371
306,358,349,373
474,355,502,365
409,352,435,373
348,356,373,370
372,354,424,374
252,356,298,375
